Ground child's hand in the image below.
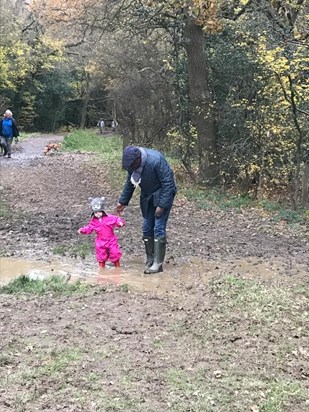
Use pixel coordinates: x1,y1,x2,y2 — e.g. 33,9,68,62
77,229,82,234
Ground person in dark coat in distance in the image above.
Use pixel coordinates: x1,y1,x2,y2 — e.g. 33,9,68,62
116,146,177,274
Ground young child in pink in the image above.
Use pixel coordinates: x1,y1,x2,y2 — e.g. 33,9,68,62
78,197,125,268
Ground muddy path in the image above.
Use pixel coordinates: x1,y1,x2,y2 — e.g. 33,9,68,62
0,134,308,285
0,135,308,412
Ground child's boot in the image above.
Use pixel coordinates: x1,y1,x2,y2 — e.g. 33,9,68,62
99,261,105,268
114,260,120,267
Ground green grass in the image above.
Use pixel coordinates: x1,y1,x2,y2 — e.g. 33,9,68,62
185,187,254,210
41,348,82,374
210,276,299,329
0,187,11,218
60,130,307,224
62,129,122,155
0,275,307,412
53,242,92,258
166,368,306,412
260,380,306,412
165,276,308,412
0,199,9,218
52,245,67,256
184,187,307,223
71,242,91,259
62,130,126,187
0,275,91,295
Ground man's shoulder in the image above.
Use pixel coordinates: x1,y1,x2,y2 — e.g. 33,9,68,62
145,148,164,160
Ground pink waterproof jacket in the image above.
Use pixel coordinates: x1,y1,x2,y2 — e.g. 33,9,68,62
79,214,125,262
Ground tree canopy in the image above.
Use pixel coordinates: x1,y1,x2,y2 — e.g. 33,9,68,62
1,0,308,206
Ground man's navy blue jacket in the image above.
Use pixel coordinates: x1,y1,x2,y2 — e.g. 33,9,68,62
119,148,177,218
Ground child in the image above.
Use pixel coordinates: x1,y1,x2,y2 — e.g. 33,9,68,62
78,197,125,268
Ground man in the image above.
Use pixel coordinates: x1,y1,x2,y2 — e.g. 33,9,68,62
98,119,105,134
116,146,177,274
0,110,19,158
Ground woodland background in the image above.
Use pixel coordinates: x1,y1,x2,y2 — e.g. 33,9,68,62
0,0,308,208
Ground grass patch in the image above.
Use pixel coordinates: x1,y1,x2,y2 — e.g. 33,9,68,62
260,380,306,412
71,242,91,259
166,368,306,412
62,129,122,155
59,129,307,224
62,130,126,187
120,283,129,293
0,199,10,218
52,242,92,258
185,187,258,211
41,348,82,375
184,187,307,223
0,187,12,218
210,276,294,328
0,275,307,411
52,245,67,256
0,275,91,295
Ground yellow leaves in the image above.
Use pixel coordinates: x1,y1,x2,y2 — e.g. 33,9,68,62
31,0,94,22
0,41,33,90
256,33,308,114
189,0,222,32
143,0,222,32
0,47,12,89
257,37,289,74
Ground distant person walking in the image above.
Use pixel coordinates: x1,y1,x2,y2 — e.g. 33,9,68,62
97,119,105,134
111,119,118,133
0,110,19,158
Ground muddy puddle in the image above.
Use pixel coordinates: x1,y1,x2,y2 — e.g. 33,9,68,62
0,256,209,293
1,255,304,294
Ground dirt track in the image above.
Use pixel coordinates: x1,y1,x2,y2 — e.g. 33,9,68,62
0,135,308,411
0,135,308,276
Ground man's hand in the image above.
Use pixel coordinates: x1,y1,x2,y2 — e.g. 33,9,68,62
155,207,164,217
116,203,125,214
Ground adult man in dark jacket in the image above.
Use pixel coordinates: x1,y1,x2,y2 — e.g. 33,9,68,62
116,146,177,274
0,109,19,158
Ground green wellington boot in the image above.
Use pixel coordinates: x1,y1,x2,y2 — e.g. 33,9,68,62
143,237,154,270
144,237,166,274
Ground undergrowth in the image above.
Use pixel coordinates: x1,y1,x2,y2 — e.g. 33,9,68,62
61,130,307,225
184,188,307,224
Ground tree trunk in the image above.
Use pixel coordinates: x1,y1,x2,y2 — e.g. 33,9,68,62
183,17,218,185
80,71,90,129
302,161,309,207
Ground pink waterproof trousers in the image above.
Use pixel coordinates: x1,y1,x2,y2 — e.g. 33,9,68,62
79,214,125,263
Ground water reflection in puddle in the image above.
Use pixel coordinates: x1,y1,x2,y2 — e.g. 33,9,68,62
0,258,79,283
0,256,211,293
0,256,302,293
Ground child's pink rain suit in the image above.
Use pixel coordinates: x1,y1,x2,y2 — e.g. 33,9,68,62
79,215,125,263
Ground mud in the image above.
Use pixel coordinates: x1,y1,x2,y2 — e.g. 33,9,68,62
1,136,308,278
0,135,308,411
